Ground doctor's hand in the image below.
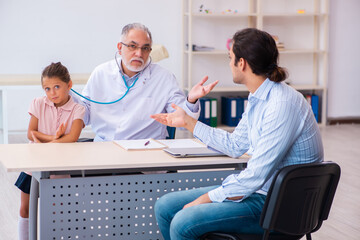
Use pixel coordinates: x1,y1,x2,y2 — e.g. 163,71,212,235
150,103,198,132
187,76,219,103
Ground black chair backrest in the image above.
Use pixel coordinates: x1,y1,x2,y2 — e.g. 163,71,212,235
260,161,341,236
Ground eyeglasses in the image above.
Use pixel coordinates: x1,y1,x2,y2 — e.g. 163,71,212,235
121,42,152,53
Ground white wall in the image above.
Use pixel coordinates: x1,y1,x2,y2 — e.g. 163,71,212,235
0,0,183,79
328,0,360,118
1,0,359,121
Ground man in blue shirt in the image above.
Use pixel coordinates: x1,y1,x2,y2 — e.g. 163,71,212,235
151,28,324,240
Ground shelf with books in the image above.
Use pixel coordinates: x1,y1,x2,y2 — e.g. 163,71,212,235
182,0,328,125
185,50,228,55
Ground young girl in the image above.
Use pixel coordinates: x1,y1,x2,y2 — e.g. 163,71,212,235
14,62,85,240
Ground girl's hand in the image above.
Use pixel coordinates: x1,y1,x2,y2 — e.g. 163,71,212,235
55,122,68,140
31,131,41,143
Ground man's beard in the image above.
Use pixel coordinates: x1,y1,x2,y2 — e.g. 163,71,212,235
123,57,149,72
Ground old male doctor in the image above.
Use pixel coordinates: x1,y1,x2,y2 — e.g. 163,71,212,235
75,23,218,141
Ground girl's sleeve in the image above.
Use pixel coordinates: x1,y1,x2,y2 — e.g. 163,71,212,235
73,104,86,121
28,97,40,119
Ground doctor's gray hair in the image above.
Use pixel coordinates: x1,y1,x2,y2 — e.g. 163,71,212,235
120,23,152,45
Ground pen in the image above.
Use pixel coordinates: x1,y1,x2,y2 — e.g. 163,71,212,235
144,140,150,146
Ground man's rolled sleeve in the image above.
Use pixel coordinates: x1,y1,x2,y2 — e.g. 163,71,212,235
208,186,227,203
193,121,210,142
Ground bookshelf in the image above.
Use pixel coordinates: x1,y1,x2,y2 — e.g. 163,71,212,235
182,0,329,126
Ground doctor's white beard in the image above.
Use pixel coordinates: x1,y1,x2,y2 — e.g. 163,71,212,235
123,57,150,72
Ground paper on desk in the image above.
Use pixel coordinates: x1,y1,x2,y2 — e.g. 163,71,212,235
113,138,166,150
157,139,205,148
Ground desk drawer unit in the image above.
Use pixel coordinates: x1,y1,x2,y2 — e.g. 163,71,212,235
39,170,238,240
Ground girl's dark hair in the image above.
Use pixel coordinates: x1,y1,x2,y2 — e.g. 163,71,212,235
41,62,71,83
232,28,288,83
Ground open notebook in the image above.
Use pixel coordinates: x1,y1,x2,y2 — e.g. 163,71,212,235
113,138,166,150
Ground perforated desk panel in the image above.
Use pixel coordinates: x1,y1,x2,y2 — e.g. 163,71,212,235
40,170,238,240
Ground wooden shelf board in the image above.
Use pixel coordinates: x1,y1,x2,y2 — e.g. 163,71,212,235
262,13,327,17
290,85,325,90
279,49,325,54
185,85,324,93
0,74,90,86
185,49,326,55
185,13,256,17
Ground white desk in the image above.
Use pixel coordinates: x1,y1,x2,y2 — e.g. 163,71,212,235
0,142,248,240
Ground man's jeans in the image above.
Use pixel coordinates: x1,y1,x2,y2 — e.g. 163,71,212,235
155,186,266,240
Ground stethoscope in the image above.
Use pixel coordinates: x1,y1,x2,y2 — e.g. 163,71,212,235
70,52,151,104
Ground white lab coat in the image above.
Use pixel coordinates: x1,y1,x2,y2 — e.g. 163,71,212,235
75,58,200,141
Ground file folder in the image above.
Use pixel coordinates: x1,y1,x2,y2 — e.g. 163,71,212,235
305,94,312,105
304,94,320,123
236,97,245,120
311,94,319,122
243,98,248,112
199,98,211,126
209,98,218,127
221,96,244,126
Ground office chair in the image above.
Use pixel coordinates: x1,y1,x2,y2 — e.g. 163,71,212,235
201,161,341,240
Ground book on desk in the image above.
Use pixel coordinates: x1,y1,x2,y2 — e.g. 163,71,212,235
113,138,227,158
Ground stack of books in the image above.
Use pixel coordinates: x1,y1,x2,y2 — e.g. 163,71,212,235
186,44,215,52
